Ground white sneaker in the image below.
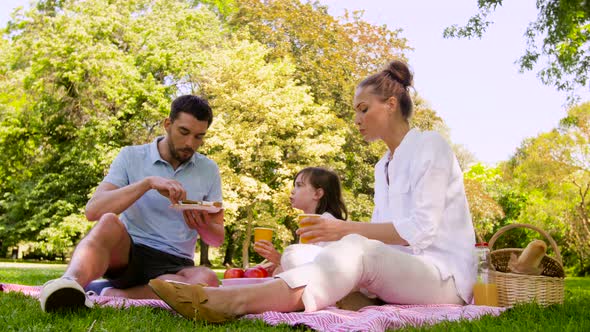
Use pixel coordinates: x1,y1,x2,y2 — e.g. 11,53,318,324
99,287,113,296
39,277,94,312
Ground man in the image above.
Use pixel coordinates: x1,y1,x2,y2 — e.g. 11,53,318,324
40,95,224,312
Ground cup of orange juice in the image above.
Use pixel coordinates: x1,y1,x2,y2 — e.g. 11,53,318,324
253,227,274,243
297,214,321,244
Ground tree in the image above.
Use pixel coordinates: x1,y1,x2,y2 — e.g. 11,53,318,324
0,0,226,257
217,0,446,223
504,102,590,274
196,39,346,267
463,163,505,241
444,0,590,94
0,0,461,265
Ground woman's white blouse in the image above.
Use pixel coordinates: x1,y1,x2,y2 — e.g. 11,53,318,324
372,128,476,303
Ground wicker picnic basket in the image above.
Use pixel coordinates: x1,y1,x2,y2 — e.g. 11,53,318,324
488,223,565,307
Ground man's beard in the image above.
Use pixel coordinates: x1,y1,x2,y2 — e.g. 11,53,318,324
168,140,194,164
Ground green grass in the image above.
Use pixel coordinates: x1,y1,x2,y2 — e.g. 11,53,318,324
0,262,589,331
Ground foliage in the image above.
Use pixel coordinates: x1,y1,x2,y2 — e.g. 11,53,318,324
444,0,590,95
218,0,445,225
227,0,410,110
197,38,346,266
0,0,432,263
464,163,504,241
0,0,226,255
502,102,590,275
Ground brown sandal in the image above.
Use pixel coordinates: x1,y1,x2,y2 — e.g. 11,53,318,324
149,279,234,323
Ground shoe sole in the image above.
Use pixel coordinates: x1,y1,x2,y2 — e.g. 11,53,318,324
43,287,88,312
149,282,195,320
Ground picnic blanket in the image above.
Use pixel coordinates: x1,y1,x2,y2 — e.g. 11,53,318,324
1,283,505,332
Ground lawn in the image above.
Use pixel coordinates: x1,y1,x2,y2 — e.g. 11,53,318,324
0,261,589,331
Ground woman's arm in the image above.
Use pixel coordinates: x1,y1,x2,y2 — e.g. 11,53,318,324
299,134,454,246
346,221,409,245
296,218,409,245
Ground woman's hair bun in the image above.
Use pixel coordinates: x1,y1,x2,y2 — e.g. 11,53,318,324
356,59,414,120
384,60,413,88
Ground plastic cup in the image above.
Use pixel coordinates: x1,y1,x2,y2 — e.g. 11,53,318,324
297,214,321,244
253,227,274,243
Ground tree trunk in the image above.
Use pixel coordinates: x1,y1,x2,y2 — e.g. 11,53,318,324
198,238,211,266
241,206,253,269
285,216,299,244
223,226,235,266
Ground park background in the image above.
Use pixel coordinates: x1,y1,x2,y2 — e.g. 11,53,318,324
0,0,589,277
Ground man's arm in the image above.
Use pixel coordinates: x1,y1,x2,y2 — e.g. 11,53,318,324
85,180,150,221
85,176,187,221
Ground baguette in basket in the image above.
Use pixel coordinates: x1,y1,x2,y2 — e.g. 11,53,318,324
489,223,565,307
507,240,547,276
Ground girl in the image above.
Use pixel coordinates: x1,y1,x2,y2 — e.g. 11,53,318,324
254,167,348,274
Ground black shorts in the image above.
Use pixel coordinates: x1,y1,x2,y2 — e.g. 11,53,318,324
104,240,194,289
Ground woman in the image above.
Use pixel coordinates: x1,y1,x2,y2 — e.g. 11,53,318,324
149,60,476,322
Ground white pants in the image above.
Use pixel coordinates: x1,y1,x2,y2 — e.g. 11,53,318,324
281,244,324,271
277,234,463,312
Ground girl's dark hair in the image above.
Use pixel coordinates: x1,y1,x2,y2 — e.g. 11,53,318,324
294,167,348,220
357,60,414,120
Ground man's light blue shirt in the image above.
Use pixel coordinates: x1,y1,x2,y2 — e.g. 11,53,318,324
103,137,222,260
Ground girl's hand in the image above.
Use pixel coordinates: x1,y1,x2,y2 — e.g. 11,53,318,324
254,240,282,265
296,217,351,243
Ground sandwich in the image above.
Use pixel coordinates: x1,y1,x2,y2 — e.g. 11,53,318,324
179,200,223,208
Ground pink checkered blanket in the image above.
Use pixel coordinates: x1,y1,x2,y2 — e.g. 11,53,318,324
1,283,172,310
1,283,505,331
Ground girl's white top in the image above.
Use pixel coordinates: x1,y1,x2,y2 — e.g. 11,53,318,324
280,212,336,271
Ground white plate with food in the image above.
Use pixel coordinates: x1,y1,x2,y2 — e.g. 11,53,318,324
170,200,223,213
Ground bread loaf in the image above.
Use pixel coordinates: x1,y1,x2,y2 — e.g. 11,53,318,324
508,239,547,275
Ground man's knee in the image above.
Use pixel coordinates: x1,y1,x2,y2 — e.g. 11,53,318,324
95,213,125,233
86,213,128,243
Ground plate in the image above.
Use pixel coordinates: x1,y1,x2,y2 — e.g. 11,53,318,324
221,277,274,287
170,201,223,213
